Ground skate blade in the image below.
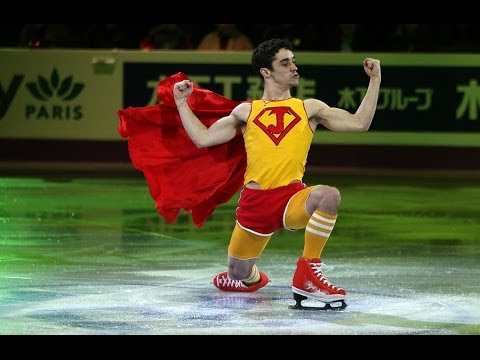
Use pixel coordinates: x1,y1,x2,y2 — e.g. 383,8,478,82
289,292,347,311
288,300,347,311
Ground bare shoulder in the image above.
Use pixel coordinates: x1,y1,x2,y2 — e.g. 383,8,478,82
303,98,329,118
231,101,252,123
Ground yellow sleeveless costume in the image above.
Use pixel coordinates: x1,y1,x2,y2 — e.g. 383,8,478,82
243,98,313,189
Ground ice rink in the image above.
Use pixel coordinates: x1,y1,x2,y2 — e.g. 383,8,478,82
1,171,479,335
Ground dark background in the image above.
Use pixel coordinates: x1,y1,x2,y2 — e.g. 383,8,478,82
1,24,480,53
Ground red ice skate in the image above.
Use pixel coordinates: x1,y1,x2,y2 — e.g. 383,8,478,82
291,257,347,310
213,271,269,292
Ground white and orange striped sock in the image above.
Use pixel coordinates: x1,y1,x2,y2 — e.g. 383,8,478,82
303,210,337,259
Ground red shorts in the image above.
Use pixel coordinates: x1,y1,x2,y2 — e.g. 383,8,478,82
236,182,306,235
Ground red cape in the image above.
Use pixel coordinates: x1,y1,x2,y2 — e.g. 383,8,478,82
117,72,247,228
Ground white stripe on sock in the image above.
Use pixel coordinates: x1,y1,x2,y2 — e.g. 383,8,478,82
309,218,334,231
312,212,336,224
306,225,331,238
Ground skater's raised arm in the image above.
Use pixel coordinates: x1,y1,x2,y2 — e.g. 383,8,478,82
305,58,381,132
174,80,249,148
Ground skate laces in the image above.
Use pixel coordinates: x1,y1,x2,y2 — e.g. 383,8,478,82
216,274,247,289
310,262,340,290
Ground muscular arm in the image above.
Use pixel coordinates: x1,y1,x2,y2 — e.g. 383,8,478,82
306,58,381,132
174,80,249,148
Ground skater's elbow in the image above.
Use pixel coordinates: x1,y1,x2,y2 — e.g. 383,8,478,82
193,138,216,148
192,139,208,148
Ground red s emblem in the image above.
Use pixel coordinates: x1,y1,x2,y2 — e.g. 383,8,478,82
253,106,301,146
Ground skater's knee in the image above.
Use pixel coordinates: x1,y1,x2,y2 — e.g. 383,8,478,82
227,258,255,280
227,256,257,280
227,265,250,280
310,186,341,213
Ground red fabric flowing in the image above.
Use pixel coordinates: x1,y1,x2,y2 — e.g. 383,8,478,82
118,72,247,228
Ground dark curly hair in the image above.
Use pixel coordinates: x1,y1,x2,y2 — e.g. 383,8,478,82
251,38,293,75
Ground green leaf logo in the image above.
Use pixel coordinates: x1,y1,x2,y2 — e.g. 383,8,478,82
26,68,85,101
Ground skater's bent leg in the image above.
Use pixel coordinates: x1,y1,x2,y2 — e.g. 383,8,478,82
285,185,340,258
227,223,271,282
303,185,340,258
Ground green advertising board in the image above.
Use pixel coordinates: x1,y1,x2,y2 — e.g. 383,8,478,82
1,50,479,146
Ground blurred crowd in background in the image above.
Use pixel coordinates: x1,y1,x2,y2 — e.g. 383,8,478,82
1,24,480,53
